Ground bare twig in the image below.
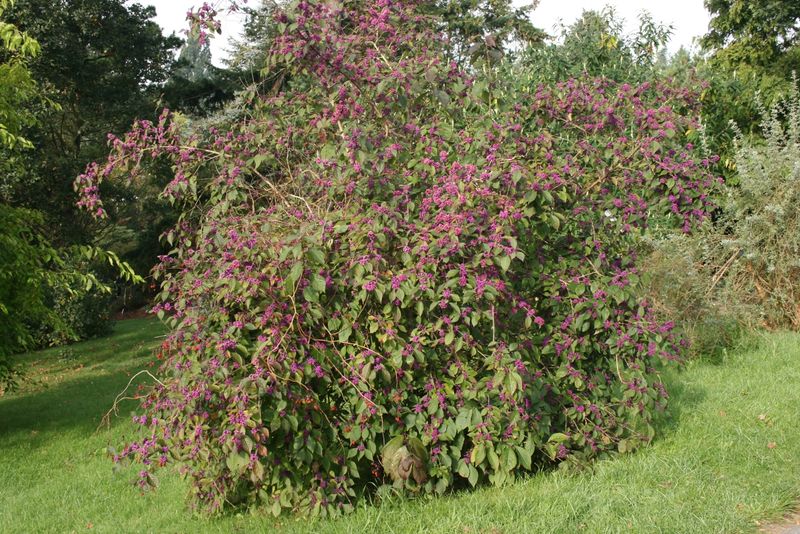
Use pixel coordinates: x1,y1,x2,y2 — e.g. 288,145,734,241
96,370,165,432
706,248,740,297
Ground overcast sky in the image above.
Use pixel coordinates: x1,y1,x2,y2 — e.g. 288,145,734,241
532,0,711,54
141,0,711,66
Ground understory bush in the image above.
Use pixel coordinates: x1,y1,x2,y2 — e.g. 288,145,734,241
78,0,717,515
644,77,800,337
718,79,800,329
42,281,114,344
26,249,119,349
639,233,743,360
0,205,138,389
0,205,57,388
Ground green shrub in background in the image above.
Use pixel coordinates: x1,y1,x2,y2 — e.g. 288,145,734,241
639,233,744,361
41,281,114,345
26,244,126,350
0,212,140,391
0,0,143,390
718,77,800,329
643,76,800,349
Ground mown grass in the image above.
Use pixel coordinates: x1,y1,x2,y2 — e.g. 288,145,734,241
1,320,798,533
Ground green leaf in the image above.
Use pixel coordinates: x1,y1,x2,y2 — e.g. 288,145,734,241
288,262,303,288
434,89,451,106
303,286,319,303
468,465,479,486
498,255,511,272
444,331,454,346
548,433,569,443
501,448,517,471
488,448,500,471
470,443,486,466
457,459,470,479
339,324,352,342
226,451,249,472
271,500,282,517
455,409,471,431
307,248,325,264
311,273,327,292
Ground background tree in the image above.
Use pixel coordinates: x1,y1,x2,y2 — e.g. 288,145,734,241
163,33,241,117
423,0,547,65
227,0,284,73
0,1,37,153
0,0,47,388
2,0,183,325
695,0,800,181
520,7,672,84
0,0,140,390
702,0,800,77
3,0,181,246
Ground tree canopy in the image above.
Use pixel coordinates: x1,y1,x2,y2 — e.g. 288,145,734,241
702,0,800,75
3,0,180,244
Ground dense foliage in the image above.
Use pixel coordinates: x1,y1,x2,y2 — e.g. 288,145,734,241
0,206,54,387
78,0,719,515
163,34,241,117
423,0,546,65
3,0,180,237
702,0,799,77
691,0,799,181
0,0,59,387
0,0,143,389
711,80,800,329
641,79,800,361
2,0,181,314
0,204,139,388
0,0,38,154
521,7,672,84
639,5,800,346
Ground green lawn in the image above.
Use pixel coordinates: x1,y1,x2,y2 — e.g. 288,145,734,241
1,320,798,533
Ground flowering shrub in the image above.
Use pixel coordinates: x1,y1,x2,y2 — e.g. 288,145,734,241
77,0,718,516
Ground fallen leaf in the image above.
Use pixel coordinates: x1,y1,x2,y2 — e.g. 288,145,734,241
767,442,777,449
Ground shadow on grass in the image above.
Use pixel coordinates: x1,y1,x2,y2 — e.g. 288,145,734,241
651,367,707,438
16,318,166,368
0,362,160,451
0,319,166,448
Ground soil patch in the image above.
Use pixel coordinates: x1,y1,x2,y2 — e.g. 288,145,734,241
760,511,800,534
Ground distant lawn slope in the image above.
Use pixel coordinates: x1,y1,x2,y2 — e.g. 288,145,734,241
0,320,798,533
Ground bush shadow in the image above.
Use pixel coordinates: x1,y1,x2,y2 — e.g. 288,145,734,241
0,320,164,448
651,367,707,438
